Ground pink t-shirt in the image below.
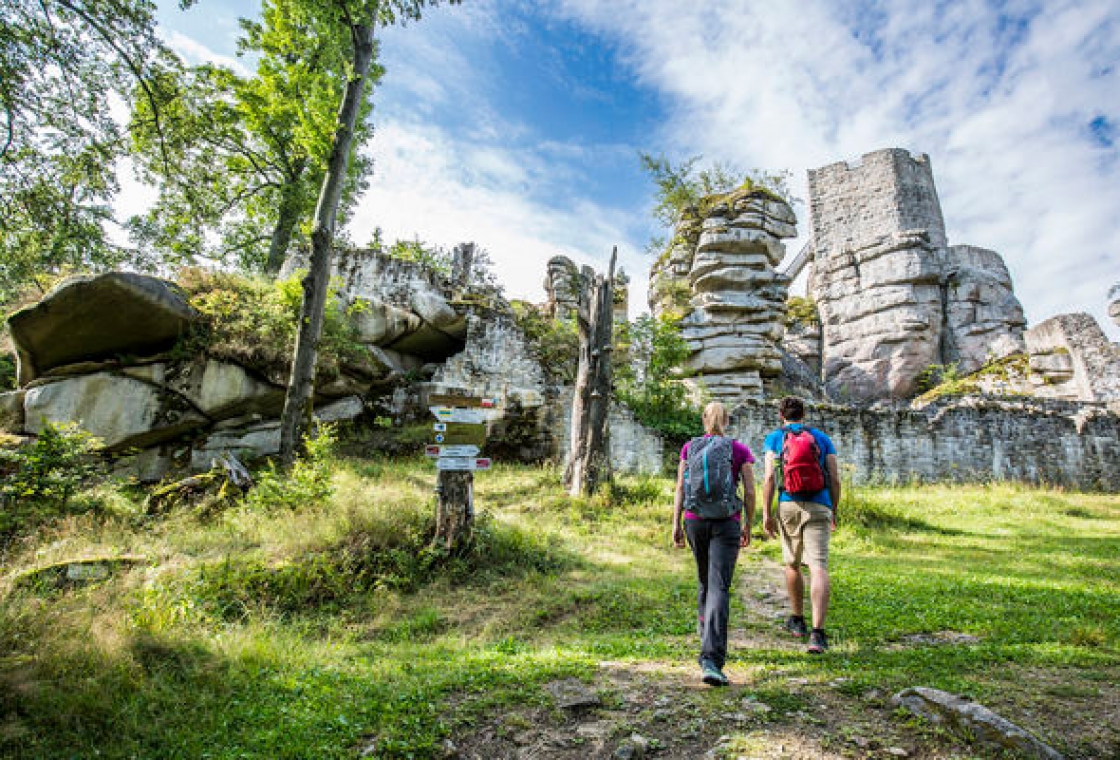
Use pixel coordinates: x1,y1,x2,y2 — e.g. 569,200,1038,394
680,436,755,521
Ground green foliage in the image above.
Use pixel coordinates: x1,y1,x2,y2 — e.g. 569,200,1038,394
0,0,166,301
616,313,703,439
174,267,368,380
382,235,453,276
0,350,15,392
244,425,338,512
639,152,799,230
511,300,580,384
784,295,819,328
0,422,101,534
128,0,382,272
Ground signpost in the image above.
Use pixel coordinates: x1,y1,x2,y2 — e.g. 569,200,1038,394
429,393,501,551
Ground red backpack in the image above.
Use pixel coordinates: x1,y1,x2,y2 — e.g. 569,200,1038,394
781,427,826,495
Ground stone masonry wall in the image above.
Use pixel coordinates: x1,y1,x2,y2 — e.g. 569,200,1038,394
728,398,1120,491
557,393,664,476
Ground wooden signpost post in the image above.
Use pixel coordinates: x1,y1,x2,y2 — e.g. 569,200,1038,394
430,394,499,551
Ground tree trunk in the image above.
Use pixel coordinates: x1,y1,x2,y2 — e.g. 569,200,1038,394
264,161,307,276
278,20,377,468
434,470,473,551
565,246,617,497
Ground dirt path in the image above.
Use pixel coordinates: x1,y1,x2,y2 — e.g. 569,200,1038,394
447,556,936,760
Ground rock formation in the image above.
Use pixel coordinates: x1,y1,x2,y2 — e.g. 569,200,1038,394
1109,282,1120,327
544,256,580,320
7,273,197,387
649,188,797,404
807,149,1026,402
1025,314,1120,404
941,245,1027,373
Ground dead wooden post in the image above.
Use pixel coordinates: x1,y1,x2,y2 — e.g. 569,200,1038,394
565,246,617,497
435,470,473,551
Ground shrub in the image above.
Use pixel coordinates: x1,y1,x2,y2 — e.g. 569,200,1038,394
243,425,337,511
785,295,819,328
0,422,102,533
0,351,15,392
616,313,703,439
174,268,370,381
510,300,579,384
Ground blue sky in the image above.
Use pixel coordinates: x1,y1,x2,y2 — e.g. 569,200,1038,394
144,0,1120,339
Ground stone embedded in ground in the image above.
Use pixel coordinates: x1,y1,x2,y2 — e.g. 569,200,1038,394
891,687,1064,760
7,272,197,386
14,555,147,590
544,678,601,710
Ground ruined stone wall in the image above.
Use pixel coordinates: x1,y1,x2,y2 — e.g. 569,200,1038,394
557,393,664,476
728,398,1120,491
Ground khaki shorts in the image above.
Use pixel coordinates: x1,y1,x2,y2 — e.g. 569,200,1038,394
777,501,832,567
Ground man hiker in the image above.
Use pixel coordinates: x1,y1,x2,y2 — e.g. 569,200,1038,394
672,401,756,686
761,396,840,654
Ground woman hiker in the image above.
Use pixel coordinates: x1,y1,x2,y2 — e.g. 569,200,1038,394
672,401,756,686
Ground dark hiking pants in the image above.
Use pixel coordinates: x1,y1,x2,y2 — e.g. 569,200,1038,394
685,517,741,669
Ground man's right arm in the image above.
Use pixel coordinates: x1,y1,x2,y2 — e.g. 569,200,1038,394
826,453,841,525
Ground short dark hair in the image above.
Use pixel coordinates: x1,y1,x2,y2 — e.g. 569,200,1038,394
779,396,805,421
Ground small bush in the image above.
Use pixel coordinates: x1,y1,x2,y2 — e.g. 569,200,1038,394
243,425,337,511
0,422,101,534
510,301,579,384
0,351,15,392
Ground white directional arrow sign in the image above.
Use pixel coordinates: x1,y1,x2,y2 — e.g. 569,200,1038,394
425,445,481,458
435,457,492,471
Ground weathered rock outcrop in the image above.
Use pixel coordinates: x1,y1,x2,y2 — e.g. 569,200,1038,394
7,272,197,386
808,149,1028,403
283,247,469,362
1025,313,1120,403
811,229,944,401
942,245,1027,372
544,256,580,320
650,189,797,404
1109,282,1120,327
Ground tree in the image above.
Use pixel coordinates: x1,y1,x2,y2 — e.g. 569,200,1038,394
565,247,617,497
0,0,166,303
278,0,457,467
639,152,798,229
616,312,701,438
128,0,379,273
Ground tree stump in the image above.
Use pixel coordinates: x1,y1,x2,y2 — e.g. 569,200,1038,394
565,247,616,497
434,470,473,552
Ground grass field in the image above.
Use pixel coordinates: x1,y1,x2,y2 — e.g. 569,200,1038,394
1,457,1118,758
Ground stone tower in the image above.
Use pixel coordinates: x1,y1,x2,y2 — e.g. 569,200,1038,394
808,149,1025,402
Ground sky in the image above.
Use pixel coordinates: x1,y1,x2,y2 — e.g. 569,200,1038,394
147,0,1120,340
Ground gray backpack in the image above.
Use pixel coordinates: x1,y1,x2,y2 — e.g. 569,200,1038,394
684,436,740,519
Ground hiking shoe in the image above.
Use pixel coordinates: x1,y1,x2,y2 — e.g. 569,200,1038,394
700,659,729,687
784,615,808,637
808,628,829,654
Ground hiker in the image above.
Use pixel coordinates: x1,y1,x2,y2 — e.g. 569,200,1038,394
672,401,756,687
761,396,841,654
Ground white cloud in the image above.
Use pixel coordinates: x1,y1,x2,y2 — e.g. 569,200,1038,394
351,120,643,306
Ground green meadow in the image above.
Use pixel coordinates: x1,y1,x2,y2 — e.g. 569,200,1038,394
1,456,1117,758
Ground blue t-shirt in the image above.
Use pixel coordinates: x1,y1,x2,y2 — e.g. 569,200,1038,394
764,424,837,508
